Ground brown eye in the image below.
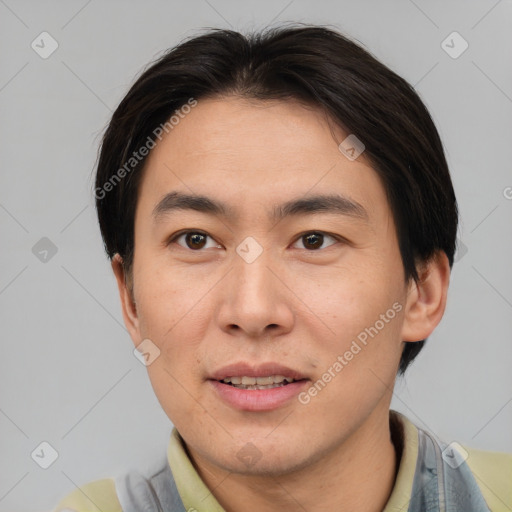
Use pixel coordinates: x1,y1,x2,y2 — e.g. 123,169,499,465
169,230,220,251
185,232,207,249
303,233,323,249
293,231,338,250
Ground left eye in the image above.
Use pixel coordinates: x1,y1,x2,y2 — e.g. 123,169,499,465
292,232,338,250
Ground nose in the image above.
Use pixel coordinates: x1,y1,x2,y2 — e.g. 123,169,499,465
215,244,294,340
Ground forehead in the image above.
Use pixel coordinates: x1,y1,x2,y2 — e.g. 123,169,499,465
160,96,347,159
137,96,389,225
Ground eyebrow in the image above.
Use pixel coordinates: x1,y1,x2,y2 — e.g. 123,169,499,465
152,191,369,224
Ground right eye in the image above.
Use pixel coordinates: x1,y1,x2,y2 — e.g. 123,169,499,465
167,230,222,251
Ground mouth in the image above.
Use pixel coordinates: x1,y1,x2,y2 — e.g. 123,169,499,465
208,363,310,411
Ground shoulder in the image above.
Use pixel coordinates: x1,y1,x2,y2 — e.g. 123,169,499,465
52,477,123,512
463,445,512,510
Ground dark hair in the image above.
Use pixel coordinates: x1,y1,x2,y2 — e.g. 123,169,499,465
94,23,458,375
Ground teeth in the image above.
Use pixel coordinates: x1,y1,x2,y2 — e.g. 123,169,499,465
221,375,296,388
244,383,286,390
256,376,273,385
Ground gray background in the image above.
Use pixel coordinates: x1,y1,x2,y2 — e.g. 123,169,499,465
1,0,511,510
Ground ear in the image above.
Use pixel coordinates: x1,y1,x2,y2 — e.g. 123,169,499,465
111,253,140,346
401,251,451,342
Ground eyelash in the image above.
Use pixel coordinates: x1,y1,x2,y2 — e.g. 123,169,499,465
166,229,344,252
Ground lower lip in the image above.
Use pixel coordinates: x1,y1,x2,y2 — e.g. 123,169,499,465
209,379,309,411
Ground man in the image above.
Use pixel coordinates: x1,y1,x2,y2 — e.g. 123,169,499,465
54,25,511,511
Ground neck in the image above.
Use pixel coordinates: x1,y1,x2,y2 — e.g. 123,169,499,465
187,407,401,512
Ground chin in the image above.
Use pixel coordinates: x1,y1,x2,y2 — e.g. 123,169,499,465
205,432,318,477
222,446,314,477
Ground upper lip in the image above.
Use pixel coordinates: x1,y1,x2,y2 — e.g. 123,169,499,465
209,362,308,381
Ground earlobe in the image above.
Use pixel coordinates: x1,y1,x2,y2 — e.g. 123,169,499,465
111,254,140,342
400,251,451,343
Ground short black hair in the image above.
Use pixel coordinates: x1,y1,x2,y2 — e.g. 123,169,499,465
94,24,458,375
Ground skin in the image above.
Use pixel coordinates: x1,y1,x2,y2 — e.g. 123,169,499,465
112,96,450,511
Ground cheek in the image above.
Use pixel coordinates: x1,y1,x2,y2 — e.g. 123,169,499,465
135,260,204,337
304,261,398,330
299,259,405,381
299,307,404,425
146,364,201,429
134,280,209,402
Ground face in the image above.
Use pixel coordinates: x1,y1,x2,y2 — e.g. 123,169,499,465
116,96,420,476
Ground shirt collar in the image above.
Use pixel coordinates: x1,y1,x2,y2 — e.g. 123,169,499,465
383,410,419,511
